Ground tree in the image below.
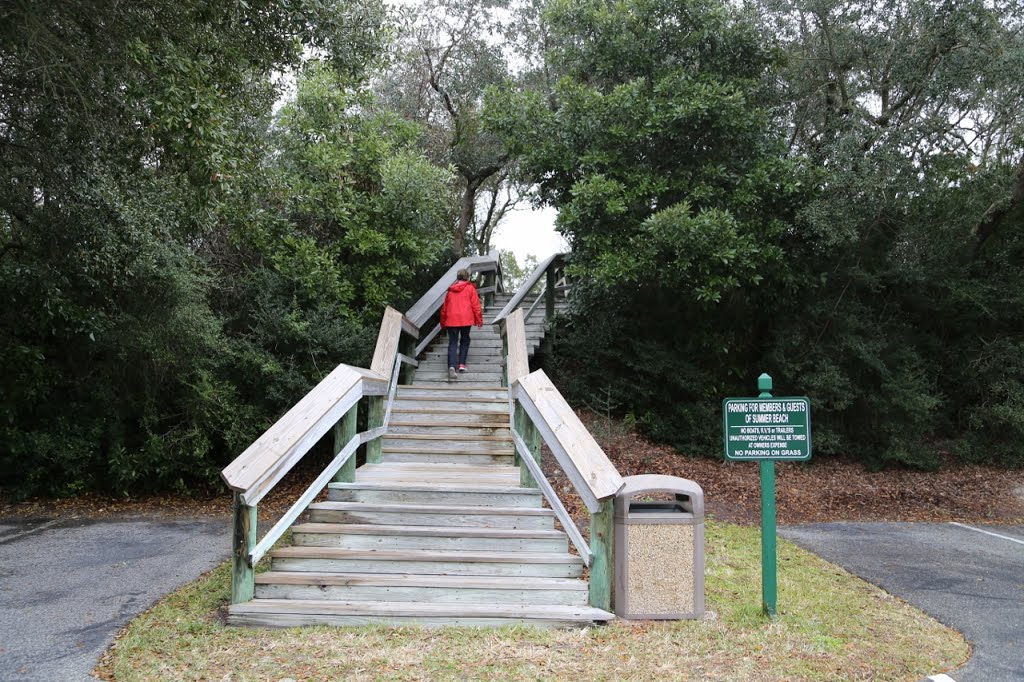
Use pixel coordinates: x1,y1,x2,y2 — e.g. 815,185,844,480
376,0,524,256
486,0,811,449
0,0,391,496
755,0,1024,466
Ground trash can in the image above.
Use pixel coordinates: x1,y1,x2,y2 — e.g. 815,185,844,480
614,474,705,619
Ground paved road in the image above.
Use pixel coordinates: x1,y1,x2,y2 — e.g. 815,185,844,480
0,515,229,682
781,522,1024,682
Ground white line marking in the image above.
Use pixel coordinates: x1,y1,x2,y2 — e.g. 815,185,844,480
949,522,1024,546
0,519,61,543
928,674,957,682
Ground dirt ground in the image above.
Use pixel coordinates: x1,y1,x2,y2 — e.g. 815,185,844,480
3,411,1022,525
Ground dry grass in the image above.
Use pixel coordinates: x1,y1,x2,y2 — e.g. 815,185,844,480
97,521,966,682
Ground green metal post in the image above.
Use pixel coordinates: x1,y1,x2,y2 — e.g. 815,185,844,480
366,396,385,463
758,372,777,618
333,403,358,483
589,498,614,611
230,492,257,604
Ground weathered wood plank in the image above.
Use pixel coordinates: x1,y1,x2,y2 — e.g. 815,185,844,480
222,364,364,498
405,255,499,329
332,404,358,483
512,429,592,566
513,370,624,512
366,396,385,463
247,431,362,566
490,253,563,325
589,498,614,611
370,306,404,378
231,492,257,604
505,309,530,385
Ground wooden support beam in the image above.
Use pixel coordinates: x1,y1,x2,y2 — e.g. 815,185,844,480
544,264,557,354
371,307,404,379
231,492,257,604
514,403,542,489
589,498,614,611
366,396,385,463
399,335,417,384
332,404,358,483
505,309,529,385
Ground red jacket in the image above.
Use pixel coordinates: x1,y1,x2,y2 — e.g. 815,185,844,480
440,280,482,328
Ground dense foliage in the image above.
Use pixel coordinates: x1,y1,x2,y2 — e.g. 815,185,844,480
489,0,1024,467
0,1,452,496
2,0,1021,500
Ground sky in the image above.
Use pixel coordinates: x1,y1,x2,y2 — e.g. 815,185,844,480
490,205,567,265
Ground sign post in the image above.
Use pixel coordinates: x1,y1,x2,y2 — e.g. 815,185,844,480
723,373,811,618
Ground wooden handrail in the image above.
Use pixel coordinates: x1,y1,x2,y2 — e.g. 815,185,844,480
223,305,418,603
491,253,564,326
500,307,622,610
221,364,386,505
512,370,624,512
405,254,500,329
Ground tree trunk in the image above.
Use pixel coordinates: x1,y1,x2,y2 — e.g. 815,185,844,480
455,176,484,258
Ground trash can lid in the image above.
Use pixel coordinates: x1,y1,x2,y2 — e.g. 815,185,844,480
616,474,704,517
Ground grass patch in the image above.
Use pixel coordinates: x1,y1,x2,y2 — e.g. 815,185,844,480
97,521,966,681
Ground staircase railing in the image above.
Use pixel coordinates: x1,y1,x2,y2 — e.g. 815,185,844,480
497,306,625,612
408,252,503,356
221,253,501,605
491,253,569,327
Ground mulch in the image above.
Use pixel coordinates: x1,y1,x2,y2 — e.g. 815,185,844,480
3,411,1022,525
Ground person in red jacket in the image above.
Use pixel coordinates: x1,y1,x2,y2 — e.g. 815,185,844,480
440,268,483,380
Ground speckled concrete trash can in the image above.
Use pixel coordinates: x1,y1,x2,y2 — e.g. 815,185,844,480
614,474,705,619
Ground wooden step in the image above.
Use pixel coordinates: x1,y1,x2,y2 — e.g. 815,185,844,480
307,501,553,528
354,462,520,481
227,599,612,628
415,372,504,383
253,572,585,605
290,522,564,551
269,547,582,577
388,412,509,425
390,398,507,412
380,450,515,465
327,482,540,507
397,386,506,399
388,422,511,436
382,435,513,451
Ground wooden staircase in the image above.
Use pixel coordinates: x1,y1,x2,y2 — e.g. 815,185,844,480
227,288,614,627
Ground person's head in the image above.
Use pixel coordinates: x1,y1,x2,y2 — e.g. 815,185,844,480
457,268,470,281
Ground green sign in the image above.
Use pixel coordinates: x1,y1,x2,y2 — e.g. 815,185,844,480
723,397,811,461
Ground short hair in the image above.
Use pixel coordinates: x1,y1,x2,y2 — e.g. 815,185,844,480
457,268,470,281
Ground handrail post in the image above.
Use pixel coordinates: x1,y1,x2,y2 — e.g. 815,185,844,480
366,396,385,463
513,403,541,488
500,328,509,388
399,334,417,384
231,492,257,604
333,403,359,483
589,498,614,611
544,260,557,354
483,269,496,309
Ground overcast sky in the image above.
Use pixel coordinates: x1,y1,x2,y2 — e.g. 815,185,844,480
490,205,567,265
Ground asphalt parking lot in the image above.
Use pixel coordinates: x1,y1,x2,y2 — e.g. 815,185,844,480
781,521,1024,682
0,516,228,681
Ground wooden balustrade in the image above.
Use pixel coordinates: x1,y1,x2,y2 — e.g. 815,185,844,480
220,305,418,604
499,308,625,611
221,252,503,606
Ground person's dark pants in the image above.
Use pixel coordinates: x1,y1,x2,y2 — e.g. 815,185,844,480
447,326,471,369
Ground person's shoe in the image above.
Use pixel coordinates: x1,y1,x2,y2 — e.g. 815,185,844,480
448,367,457,381
458,364,467,373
